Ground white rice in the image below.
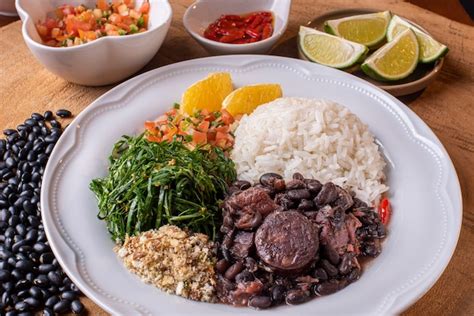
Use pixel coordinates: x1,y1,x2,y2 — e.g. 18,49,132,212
231,97,388,203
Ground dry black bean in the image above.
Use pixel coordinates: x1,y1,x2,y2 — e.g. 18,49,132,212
0,269,10,281
16,260,33,272
56,109,71,118
71,299,84,314
53,299,70,313
15,301,29,311
61,291,77,301
47,271,62,285
43,307,54,316
43,111,53,121
31,113,44,121
50,120,61,129
45,295,59,308
24,297,40,308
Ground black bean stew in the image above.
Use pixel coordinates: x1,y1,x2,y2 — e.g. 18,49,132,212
216,173,386,309
0,110,85,315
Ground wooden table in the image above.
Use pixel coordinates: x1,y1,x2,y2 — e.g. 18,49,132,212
1,1,473,315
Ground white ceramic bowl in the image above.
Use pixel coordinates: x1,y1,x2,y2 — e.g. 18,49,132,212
0,0,17,16
183,0,291,55
15,0,172,86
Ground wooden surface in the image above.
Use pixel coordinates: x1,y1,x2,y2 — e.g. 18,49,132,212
1,0,473,315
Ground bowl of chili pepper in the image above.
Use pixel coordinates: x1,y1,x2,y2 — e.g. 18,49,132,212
183,0,291,55
15,0,172,86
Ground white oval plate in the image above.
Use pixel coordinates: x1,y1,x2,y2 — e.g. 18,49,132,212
41,55,462,315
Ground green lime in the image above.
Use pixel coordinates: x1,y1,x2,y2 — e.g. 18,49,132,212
299,26,368,69
387,15,448,63
324,11,391,48
361,28,419,81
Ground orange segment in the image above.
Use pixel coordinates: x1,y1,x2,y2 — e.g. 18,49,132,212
222,84,282,116
180,72,233,115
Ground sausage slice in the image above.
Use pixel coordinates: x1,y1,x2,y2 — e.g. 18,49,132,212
255,211,319,272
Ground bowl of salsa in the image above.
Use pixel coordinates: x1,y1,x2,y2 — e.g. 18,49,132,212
16,0,172,86
183,0,291,55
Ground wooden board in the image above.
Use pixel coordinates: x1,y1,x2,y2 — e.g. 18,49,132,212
0,0,473,315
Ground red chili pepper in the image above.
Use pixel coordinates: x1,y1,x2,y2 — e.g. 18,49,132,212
262,23,273,39
243,14,256,24
378,198,391,225
245,28,260,39
203,11,273,44
249,15,263,29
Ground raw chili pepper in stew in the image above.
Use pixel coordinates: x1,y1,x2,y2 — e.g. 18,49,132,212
378,197,391,225
203,11,273,44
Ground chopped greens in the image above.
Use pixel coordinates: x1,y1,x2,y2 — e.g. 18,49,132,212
90,134,236,243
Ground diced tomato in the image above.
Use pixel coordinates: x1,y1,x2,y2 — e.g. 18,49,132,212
378,198,391,225
45,18,58,30
97,0,109,11
192,131,207,145
207,131,216,142
36,24,48,37
220,109,234,124
144,121,156,132
139,2,150,14
146,134,161,142
215,126,229,133
197,120,210,132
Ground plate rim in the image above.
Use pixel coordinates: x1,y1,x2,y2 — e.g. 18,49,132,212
41,55,462,315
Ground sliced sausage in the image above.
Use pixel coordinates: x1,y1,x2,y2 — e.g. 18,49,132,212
255,211,319,272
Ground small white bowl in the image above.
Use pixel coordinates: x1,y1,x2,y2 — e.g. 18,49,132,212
0,0,17,16
15,0,172,86
183,0,291,55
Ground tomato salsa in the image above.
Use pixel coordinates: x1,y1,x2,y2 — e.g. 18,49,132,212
144,106,235,151
35,0,150,47
203,11,274,44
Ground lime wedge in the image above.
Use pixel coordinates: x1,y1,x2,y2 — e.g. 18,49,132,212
361,28,419,81
387,15,448,63
324,11,391,48
298,26,368,69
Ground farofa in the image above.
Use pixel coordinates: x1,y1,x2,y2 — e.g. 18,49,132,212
116,225,217,302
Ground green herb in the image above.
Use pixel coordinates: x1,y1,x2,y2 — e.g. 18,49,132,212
173,103,180,109
137,16,145,27
90,135,236,243
129,24,139,34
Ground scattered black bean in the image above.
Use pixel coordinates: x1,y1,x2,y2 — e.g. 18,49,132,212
0,110,83,313
71,299,85,314
53,299,70,313
55,109,71,118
